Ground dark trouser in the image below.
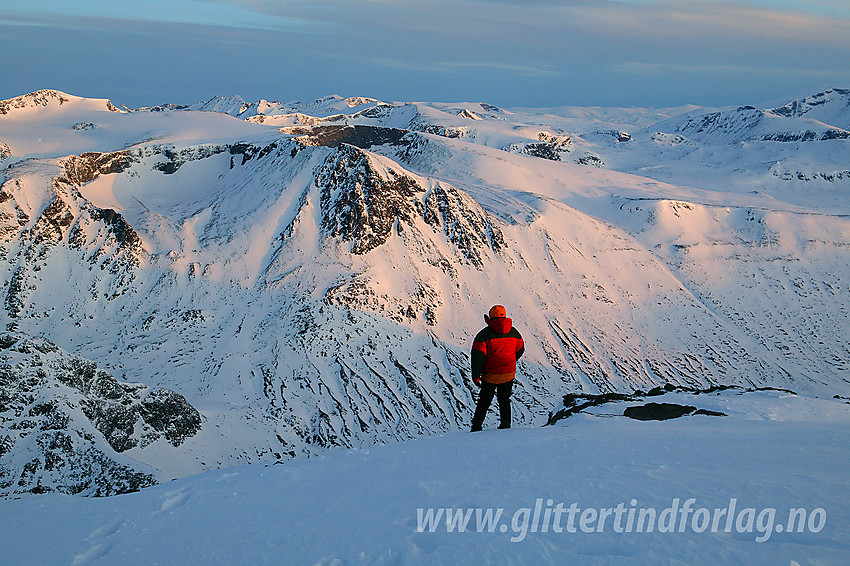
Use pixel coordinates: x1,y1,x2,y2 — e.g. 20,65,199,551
471,380,513,430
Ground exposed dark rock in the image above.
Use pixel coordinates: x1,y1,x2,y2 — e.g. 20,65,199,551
415,124,472,139
770,88,850,124
547,392,635,423
595,129,631,142
624,402,698,421
422,183,501,267
761,130,850,142
139,389,202,447
773,169,850,182
296,125,409,149
575,154,605,167
693,408,727,417
229,141,281,165
153,144,231,173
0,333,201,498
136,103,190,112
316,144,502,267
62,151,140,185
504,132,571,162
82,400,139,452
318,144,421,254
88,208,142,250
547,383,775,425
520,142,562,161
0,334,18,350
646,383,679,396
624,403,727,420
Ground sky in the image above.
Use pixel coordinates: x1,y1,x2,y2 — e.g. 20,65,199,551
1,0,849,109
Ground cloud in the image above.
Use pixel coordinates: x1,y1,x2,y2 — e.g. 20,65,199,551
611,62,846,77
325,53,562,78
2,0,849,108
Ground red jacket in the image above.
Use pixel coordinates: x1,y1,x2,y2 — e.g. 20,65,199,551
471,317,524,384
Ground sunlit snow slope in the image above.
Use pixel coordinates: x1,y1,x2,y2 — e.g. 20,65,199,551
0,88,848,495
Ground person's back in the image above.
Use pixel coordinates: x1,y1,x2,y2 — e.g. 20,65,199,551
470,305,524,431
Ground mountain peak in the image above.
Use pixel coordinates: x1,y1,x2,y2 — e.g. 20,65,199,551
769,87,850,130
0,89,122,116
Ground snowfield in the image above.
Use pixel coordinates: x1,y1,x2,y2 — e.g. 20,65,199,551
1,389,847,565
1,87,849,563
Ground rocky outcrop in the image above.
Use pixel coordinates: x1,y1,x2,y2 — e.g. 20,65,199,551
594,129,631,142
137,389,202,447
0,333,201,497
457,109,481,120
1,167,147,319
61,150,141,185
504,132,571,161
760,129,850,142
623,403,725,421
294,125,409,149
770,88,850,129
546,384,775,425
316,143,503,265
654,103,850,145
317,144,422,255
414,124,474,139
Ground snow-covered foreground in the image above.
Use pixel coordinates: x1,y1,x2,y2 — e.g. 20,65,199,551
2,390,847,565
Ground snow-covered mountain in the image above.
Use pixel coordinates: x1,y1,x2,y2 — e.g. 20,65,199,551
769,87,850,130
1,88,848,497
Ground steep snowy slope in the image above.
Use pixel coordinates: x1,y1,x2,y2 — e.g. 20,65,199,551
770,88,850,130
1,89,848,494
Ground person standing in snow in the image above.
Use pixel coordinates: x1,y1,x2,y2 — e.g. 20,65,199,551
470,305,525,432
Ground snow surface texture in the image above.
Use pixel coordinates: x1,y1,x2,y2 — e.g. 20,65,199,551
0,88,849,500
1,389,847,565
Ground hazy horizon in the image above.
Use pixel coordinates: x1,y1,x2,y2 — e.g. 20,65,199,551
2,0,849,109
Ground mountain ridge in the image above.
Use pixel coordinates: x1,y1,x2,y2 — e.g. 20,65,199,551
1,87,848,497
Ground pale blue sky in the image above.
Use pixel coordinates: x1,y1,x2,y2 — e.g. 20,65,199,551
2,0,848,108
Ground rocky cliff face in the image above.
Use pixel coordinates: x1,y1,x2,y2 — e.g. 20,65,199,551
1,162,146,321
0,333,200,497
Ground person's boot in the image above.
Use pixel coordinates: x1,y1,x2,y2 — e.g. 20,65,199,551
470,424,483,432
498,423,510,429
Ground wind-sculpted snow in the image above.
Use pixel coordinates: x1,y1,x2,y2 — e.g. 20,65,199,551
0,88,848,495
